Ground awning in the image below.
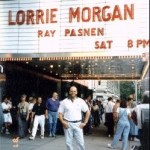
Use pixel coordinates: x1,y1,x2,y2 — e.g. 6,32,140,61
1,52,149,81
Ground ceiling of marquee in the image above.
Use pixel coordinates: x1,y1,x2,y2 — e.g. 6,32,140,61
4,56,147,80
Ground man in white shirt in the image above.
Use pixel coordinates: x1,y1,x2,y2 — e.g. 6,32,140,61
1,96,12,134
134,91,149,149
58,86,90,150
104,97,115,137
135,92,149,130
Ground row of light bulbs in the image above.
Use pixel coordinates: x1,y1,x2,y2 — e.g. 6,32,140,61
39,55,142,61
0,55,142,62
0,57,32,61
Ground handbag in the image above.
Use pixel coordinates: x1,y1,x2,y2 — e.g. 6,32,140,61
131,110,137,125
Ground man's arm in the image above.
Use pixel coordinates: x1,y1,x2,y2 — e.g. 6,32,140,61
80,110,90,128
58,112,69,129
83,110,90,125
26,103,30,121
30,104,36,122
45,109,48,119
31,111,35,122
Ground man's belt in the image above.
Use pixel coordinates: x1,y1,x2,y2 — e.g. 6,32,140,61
64,119,82,123
3,110,9,113
49,110,57,112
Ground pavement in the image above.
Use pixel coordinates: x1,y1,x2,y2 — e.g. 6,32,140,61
0,126,140,150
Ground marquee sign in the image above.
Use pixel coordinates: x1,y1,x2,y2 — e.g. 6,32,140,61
0,0,149,55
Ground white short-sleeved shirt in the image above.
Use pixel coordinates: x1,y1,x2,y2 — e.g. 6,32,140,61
29,103,34,112
135,104,149,129
105,101,115,113
1,102,12,123
58,97,88,121
1,102,12,111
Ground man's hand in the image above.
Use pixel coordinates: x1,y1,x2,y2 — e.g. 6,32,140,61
62,120,69,129
45,115,48,119
31,117,34,122
26,116,29,121
79,123,86,129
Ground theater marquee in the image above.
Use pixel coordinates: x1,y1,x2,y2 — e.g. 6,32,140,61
0,0,149,55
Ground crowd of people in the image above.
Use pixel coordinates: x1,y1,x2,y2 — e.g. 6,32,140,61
0,91,104,139
107,92,149,150
0,92,60,139
0,87,149,150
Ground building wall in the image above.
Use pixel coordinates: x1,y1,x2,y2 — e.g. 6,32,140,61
93,80,120,100
141,70,149,94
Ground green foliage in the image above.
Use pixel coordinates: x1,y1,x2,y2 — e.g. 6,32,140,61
137,90,142,101
120,81,135,100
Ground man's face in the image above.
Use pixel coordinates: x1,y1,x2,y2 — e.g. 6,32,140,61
21,96,26,101
29,97,33,102
53,93,58,99
37,97,42,104
69,86,77,99
87,96,91,101
129,99,133,104
4,98,8,103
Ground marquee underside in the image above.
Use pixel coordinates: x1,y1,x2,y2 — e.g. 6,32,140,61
0,52,149,81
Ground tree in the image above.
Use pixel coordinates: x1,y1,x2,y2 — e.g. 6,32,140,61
120,81,135,100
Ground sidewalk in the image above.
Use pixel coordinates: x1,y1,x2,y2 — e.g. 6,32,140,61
0,126,140,150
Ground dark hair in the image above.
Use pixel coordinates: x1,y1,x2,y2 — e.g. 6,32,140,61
116,99,121,103
142,95,149,104
2,96,8,102
120,100,127,108
95,100,99,104
127,97,133,102
93,101,96,105
21,94,27,98
37,96,42,100
85,95,91,99
108,97,112,101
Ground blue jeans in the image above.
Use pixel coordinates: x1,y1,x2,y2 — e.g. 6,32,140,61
48,111,58,136
111,121,130,150
18,116,27,138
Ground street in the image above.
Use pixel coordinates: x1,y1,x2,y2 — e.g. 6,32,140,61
0,126,140,150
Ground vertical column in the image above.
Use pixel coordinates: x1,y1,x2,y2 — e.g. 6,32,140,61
57,81,61,99
118,80,120,98
0,64,6,100
134,81,138,103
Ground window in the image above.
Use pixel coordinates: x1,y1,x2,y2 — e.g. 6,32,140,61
98,80,101,85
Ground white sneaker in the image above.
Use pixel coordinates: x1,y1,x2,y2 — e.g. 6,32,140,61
29,136,35,140
1,127,4,133
130,145,136,150
40,135,44,139
5,131,10,135
108,134,111,138
107,144,115,149
134,137,140,142
52,134,56,138
49,133,52,137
